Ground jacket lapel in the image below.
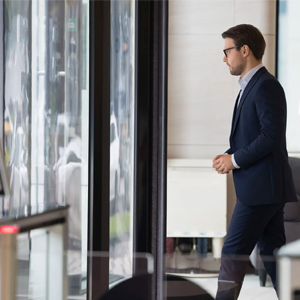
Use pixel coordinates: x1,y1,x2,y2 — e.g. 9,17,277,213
231,67,267,137
231,90,241,132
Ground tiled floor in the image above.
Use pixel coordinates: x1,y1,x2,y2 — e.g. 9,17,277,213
189,274,278,300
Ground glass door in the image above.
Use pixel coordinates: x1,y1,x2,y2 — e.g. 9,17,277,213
3,0,89,297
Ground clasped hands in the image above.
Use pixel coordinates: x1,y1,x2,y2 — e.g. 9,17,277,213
212,154,235,174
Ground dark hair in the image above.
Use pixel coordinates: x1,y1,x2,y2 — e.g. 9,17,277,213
222,24,266,60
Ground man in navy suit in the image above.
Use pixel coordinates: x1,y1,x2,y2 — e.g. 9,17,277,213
212,24,297,299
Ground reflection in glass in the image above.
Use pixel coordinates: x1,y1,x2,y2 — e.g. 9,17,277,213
4,0,89,297
110,0,136,282
4,0,30,209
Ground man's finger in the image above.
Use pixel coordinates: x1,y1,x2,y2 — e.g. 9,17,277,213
216,159,222,165
213,155,222,162
213,162,219,168
218,169,227,174
213,160,221,168
218,163,223,169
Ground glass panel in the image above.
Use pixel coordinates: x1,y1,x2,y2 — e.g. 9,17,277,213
278,0,300,154
164,251,278,299
15,228,67,300
4,0,89,297
15,249,153,300
110,0,136,283
89,252,154,289
4,0,31,209
17,232,31,299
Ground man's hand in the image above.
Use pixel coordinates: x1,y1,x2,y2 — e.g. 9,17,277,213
212,154,235,174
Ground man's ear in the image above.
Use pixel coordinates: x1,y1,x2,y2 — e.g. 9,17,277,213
242,45,250,57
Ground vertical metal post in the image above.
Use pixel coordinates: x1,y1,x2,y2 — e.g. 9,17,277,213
0,226,19,300
88,1,110,299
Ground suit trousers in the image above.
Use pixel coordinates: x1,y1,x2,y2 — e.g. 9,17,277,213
216,199,285,300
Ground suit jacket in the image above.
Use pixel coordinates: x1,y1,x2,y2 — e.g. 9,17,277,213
227,67,297,206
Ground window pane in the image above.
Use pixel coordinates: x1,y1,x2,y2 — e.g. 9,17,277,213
110,0,136,282
4,0,89,296
4,0,31,208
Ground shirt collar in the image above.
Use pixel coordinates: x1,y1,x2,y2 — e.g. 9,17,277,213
238,63,264,91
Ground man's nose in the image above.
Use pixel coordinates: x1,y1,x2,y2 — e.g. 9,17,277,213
223,56,227,62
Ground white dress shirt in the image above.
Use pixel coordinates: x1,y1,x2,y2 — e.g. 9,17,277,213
231,63,264,169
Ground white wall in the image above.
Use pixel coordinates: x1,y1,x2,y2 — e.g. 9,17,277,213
168,0,277,159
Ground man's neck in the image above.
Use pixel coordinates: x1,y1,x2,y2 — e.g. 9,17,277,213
241,60,263,78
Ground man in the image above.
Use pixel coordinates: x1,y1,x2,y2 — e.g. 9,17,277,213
213,24,297,299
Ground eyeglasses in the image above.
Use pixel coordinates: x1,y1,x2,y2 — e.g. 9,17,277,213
223,46,241,57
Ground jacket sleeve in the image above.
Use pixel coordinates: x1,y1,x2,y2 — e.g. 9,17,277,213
233,79,286,169
225,148,232,155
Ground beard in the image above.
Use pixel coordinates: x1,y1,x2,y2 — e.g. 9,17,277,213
230,62,246,76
